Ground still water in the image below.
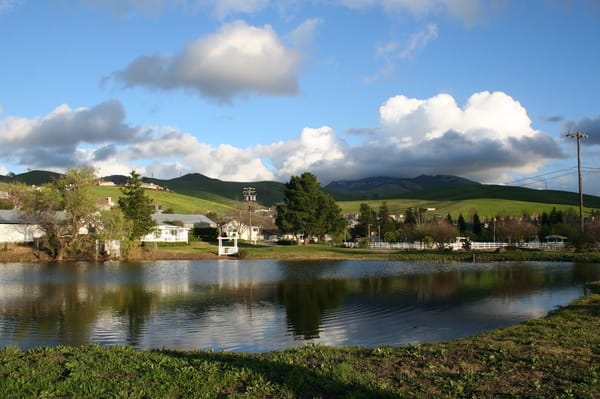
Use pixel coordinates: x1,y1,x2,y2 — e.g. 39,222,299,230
1,260,598,352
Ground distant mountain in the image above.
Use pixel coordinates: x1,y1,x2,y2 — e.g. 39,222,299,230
0,170,61,185
323,175,478,200
3,170,597,209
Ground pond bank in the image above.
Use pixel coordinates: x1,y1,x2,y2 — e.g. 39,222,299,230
1,283,598,398
2,241,600,263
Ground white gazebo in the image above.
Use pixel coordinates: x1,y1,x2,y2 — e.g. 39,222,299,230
218,234,239,256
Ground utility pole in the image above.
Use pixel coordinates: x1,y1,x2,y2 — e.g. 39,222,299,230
566,132,588,233
243,187,256,243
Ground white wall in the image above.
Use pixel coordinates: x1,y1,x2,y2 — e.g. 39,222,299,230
0,224,45,243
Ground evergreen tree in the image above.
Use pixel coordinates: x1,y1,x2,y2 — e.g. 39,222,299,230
276,173,345,243
118,171,155,241
457,213,467,234
473,213,482,237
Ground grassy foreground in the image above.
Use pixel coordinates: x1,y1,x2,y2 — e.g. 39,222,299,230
1,288,599,398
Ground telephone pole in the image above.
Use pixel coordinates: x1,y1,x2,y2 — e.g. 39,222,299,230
566,131,588,233
243,187,256,243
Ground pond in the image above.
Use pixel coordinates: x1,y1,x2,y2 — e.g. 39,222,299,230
1,260,599,352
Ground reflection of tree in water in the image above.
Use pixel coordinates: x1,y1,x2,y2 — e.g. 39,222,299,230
101,285,155,346
3,283,103,346
276,278,347,339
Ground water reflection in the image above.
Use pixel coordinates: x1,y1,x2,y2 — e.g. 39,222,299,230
0,260,598,352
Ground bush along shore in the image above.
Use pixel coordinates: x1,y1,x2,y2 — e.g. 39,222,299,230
1,284,599,398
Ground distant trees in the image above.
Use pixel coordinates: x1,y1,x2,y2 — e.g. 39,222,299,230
276,173,346,243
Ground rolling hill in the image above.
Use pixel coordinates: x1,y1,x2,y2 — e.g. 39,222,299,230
1,170,599,218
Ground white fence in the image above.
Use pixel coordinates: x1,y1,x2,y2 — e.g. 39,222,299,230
345,240,566,251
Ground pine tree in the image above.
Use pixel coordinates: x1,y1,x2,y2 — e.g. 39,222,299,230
276,173,345,243
118,171,155,241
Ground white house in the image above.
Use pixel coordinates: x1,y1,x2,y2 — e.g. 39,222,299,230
0,210,45,243
141,223,190,244
221,220,261,243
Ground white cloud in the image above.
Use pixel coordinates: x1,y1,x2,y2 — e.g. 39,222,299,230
0,100,144,170
365,23,438,83
0,92,566,187
397,23,438,59
112,21,300,101
259,126,347,179
307,91,564,184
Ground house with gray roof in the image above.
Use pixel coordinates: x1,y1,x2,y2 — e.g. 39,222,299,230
151,213,217,229
0,210,45,243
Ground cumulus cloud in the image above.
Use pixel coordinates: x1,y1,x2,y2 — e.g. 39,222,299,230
258,126,347,179
0,100,144,170
299,91,564,184
0,91,566,186
111,21,301,102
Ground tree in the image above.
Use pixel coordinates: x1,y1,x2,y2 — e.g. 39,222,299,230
12,166,99,261
457,213,467,234
97,208,134,256
427,221,458,250
472,213,482,237
352,203,377,238
118,171,155,241
276,173,345,243
378,202,397,238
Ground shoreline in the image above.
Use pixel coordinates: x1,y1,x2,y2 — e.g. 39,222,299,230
2,242,600,263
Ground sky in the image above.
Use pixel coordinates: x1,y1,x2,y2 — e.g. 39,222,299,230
1,0,599,195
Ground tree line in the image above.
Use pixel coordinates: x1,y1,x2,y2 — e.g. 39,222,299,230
350,202,600,250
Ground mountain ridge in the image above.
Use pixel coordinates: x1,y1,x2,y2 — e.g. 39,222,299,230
2,170,599,209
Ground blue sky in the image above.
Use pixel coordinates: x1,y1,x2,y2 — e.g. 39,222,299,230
0,0,599,194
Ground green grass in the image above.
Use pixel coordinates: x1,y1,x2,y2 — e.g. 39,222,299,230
337,197,589,219
1,292,598,398
89,186,238,215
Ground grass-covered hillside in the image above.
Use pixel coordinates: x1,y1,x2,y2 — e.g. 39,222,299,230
2,170,599,218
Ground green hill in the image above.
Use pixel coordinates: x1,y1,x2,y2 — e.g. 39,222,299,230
2,170,599,219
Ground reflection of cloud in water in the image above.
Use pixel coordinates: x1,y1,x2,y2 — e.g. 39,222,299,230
90,310,128,346
469,288,582,320
136,303,293,352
